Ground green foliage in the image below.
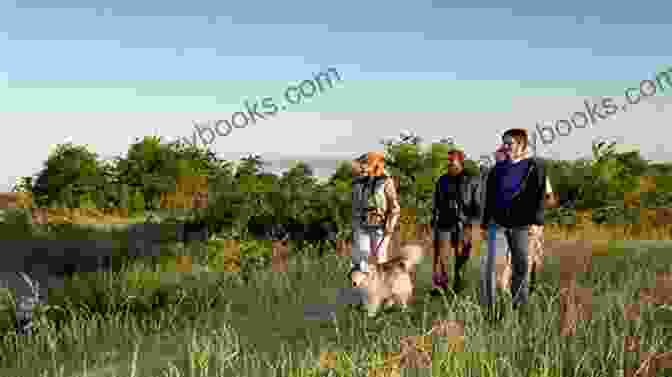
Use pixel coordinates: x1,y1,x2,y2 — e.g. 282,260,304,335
130,189,146,215
15,131,672,241
544,207,578,225
32,142,106,208
0,208,34,235
236,154,267,177
119,183,130,211
591,204,641,225
79,192,97,210
642,191,672,208
329,161,352,184
238,240,273,279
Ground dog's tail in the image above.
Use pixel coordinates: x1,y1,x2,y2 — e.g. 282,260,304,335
399,243,424,271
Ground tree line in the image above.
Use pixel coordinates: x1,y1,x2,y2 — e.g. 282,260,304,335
10,134,672,235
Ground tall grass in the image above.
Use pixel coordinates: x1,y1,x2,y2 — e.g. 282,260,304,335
0,237,670,377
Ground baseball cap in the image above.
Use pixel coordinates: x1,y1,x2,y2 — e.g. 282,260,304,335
445,143,465,153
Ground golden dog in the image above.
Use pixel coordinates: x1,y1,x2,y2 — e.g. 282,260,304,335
350,242,424,317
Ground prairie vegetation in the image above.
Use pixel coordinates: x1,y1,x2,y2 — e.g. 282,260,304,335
0,135,670,376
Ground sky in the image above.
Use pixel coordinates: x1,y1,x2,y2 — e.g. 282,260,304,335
1,0,671,190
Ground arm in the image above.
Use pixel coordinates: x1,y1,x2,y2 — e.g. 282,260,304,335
467,176,482,224
384,177,401,235
534,159,546,225
431,177,441,227
480,170,492,229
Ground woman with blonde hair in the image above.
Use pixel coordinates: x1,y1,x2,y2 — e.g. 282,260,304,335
350,152,401,285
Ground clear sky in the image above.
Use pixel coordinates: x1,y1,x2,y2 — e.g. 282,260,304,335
1,0,671,190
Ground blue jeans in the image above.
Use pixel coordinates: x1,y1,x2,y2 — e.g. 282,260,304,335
480,223,529,311
351,224,384,274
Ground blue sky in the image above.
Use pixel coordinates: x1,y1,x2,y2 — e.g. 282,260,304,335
1,0,671,189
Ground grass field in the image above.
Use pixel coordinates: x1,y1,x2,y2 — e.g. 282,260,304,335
0,236,671,377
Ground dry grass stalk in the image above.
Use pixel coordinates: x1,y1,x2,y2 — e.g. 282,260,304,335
398,335,432,369
634,352,661,377
0,192,33,209
399,208,418,243
559,280,593,337
656,352,672,370
31,207,49,225
318,350,339,370
216,239,241,272
175,255,193,273
430,319,465,353
624,335,640,353
367,352,401,377
623,303,641,322
655,208,672,226
557,243,593,282
430,319,464,338
335,239,352,257
639,272,672,306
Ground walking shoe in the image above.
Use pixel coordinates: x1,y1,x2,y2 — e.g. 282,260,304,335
430,273,449,296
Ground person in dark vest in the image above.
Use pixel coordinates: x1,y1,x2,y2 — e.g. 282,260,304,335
430,143,482,296
480,128,547,317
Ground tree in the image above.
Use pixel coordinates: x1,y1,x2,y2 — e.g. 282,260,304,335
329,161,353,185
573,140,644,208
31,142,106,208
235,154,267,178
282,161,316,188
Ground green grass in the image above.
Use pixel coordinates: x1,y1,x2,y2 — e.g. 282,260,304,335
0,239,670,377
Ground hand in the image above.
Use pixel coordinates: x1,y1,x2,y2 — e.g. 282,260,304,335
477,223,487,240
376,236,391,263
463,224,473,242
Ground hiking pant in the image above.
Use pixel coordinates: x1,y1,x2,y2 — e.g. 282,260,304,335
480,223,529,311
351,224,384,274
499,225,545,293
433,226,470,288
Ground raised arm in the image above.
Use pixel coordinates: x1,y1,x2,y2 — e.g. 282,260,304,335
384,177,401,235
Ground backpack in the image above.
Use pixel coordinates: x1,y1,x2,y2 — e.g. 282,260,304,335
352,176,387,227
435,174,467,229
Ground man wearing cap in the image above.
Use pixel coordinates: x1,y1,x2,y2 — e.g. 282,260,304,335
480,128,547,317
430,143,482,296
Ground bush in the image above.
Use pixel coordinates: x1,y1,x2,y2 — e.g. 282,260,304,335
591,204,641,225
130,189,146,216
238,240,273,280
544,207,578,225
0,208,34,235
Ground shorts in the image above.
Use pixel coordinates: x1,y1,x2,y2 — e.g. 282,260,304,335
433,226,465,243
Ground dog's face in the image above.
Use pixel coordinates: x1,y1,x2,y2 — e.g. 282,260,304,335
351,270,367,287
351,265,380,288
